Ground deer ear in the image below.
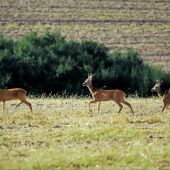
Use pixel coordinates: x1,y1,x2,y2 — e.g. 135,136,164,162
161,80,163,83
93,74,95,77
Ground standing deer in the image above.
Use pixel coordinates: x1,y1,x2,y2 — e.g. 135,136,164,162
0,88,32,114
151,80,170,113
82,73,134,115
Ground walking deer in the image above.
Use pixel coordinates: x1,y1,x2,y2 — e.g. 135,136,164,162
82,73,134,115
0,88,32,114
151,80,170,113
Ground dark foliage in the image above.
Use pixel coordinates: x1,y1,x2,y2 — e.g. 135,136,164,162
0,31,169,96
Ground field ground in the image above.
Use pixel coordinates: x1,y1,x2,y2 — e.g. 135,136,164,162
0,0,170,71
0,96,170,169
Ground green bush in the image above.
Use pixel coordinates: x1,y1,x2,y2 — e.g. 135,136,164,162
0,31,169,96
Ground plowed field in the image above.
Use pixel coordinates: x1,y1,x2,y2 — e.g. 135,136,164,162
0,0,170,70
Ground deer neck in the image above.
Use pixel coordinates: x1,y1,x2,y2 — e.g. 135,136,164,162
87,83,97,94
157,88,165,98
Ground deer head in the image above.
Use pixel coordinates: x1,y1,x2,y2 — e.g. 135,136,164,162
82,73,95,86
151,80,163,92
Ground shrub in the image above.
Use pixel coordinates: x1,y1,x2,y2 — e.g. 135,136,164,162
0,31,169,96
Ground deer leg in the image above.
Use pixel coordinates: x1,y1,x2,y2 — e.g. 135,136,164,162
15,102,23,109
2,101,5,114
161,103,167,113
166,104,170,109
161,100,169,113
20,99,32,112
98,102,101,115
89,100,97,113
114,100,123,114
121,100,134,115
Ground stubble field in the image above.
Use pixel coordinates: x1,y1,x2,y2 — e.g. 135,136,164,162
1,0,170,169
0,95,170,169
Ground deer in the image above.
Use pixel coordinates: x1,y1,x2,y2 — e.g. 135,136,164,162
82,73,134,115
151,80,170,113
0,88,32,114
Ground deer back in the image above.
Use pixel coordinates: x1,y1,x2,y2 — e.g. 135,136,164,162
0,88,26,101
92,89,125,102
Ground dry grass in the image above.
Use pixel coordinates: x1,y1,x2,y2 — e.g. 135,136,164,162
0,95,170,169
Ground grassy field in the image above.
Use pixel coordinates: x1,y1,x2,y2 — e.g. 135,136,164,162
1,1,170,169
0,95,170,169
0,0,170,71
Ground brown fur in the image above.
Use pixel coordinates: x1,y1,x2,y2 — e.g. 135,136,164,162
82,73,134,115
0,88,32,113
151,80,170,113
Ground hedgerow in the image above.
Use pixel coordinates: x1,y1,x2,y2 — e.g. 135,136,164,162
0,31,169,96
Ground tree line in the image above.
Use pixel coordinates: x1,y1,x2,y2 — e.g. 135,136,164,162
0,31,169,97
